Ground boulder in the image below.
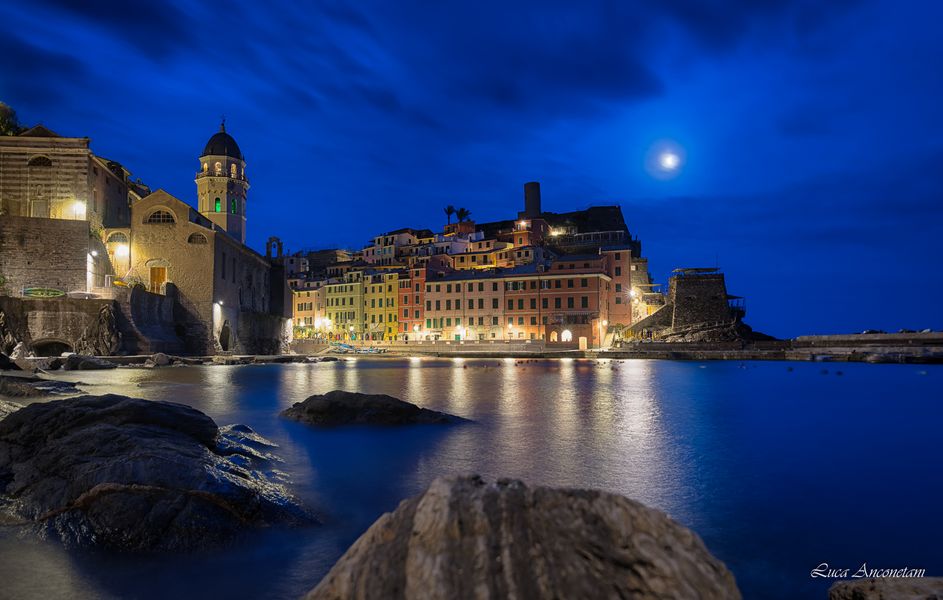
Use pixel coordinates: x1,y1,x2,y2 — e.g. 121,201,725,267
0,395,310,551
9,342,27,360
305,476,740,600
829,577,943,599
151,352,171,367
61,354,116,370
0,353,20,371
282,390,467,427
0,399,20,420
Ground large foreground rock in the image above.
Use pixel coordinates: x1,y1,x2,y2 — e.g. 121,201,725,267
0,395,309,551
829,577,943,599
283,390,466,426
305,475,740,600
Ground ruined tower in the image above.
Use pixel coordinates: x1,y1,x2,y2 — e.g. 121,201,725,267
196,121,249,244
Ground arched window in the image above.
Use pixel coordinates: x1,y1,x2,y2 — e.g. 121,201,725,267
202,162,208,173
106,232,128,244
214,162,222,175
561,329,573,342
145,210,175,224
187,233,208,244
214,197,221,212
230,164,237,178
231,198,237,214
550,331,558,342
28,155,52,167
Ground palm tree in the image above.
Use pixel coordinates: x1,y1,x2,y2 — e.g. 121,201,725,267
456,207,471,222
444,205,456,225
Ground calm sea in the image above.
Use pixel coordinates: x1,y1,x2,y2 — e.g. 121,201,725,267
0,358,939,599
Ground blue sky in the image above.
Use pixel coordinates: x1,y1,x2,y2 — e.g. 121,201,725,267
2,0,941,337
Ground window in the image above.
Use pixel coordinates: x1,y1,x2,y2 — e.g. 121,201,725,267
230,164,237,178
145,210,175,224
492,282,498,291
616,297,622,304
581,296,589,308
517,299,524,310
215,162,222,174
106,232,129,244
215,198,221,212
542,298,548,309
507,299,514,310
567,297,574,308
28,156,52,167
615,267,622,276
554,298,561,309
517,317,524,325
530,299,536,309
493,298,499,309
615,253,621,260
530,317,537,325
615,283,622,292
187,233,208,244
581,278,588,287
567,279,574,288
561,329,573,342
231,198,237,214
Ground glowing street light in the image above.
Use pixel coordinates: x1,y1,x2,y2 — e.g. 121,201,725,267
115,243,129,257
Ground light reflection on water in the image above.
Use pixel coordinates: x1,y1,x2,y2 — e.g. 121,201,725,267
1,358,940,599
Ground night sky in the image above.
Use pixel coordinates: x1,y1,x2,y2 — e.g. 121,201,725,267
2,1,941,337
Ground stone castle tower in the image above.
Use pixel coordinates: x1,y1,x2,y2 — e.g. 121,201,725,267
196,121,249,244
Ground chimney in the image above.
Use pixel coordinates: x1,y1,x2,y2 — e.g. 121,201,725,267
523,181,541,218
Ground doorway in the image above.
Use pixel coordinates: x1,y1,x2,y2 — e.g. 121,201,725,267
149,266,167,294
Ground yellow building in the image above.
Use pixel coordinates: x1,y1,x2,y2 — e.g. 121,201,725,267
324,271,363,340
292,281,326,339
363,271,400,340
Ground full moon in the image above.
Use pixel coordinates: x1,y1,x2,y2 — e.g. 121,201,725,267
659,151,680,171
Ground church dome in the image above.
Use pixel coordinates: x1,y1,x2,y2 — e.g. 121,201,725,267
201,122,243,160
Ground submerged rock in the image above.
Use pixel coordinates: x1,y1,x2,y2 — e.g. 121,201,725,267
282,390,467,427
305,475,740,600
61,354,117,370
829,577,943,599
0,376,79,398
0,395,309,551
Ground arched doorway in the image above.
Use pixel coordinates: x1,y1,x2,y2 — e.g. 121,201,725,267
219,320,232,351
550,331,558,342
561,329,573,342
32,339,73,357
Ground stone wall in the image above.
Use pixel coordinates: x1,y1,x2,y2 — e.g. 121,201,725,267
235,310,289,355
0,295,120,356
0,215,90,295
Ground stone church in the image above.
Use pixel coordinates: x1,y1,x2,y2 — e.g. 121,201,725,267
0,122,290,356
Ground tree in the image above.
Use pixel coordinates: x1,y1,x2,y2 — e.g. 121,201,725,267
0,102,24,136
444,205,456,225
456,207,471,222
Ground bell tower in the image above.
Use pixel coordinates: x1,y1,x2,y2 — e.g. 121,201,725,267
196,120,249,244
